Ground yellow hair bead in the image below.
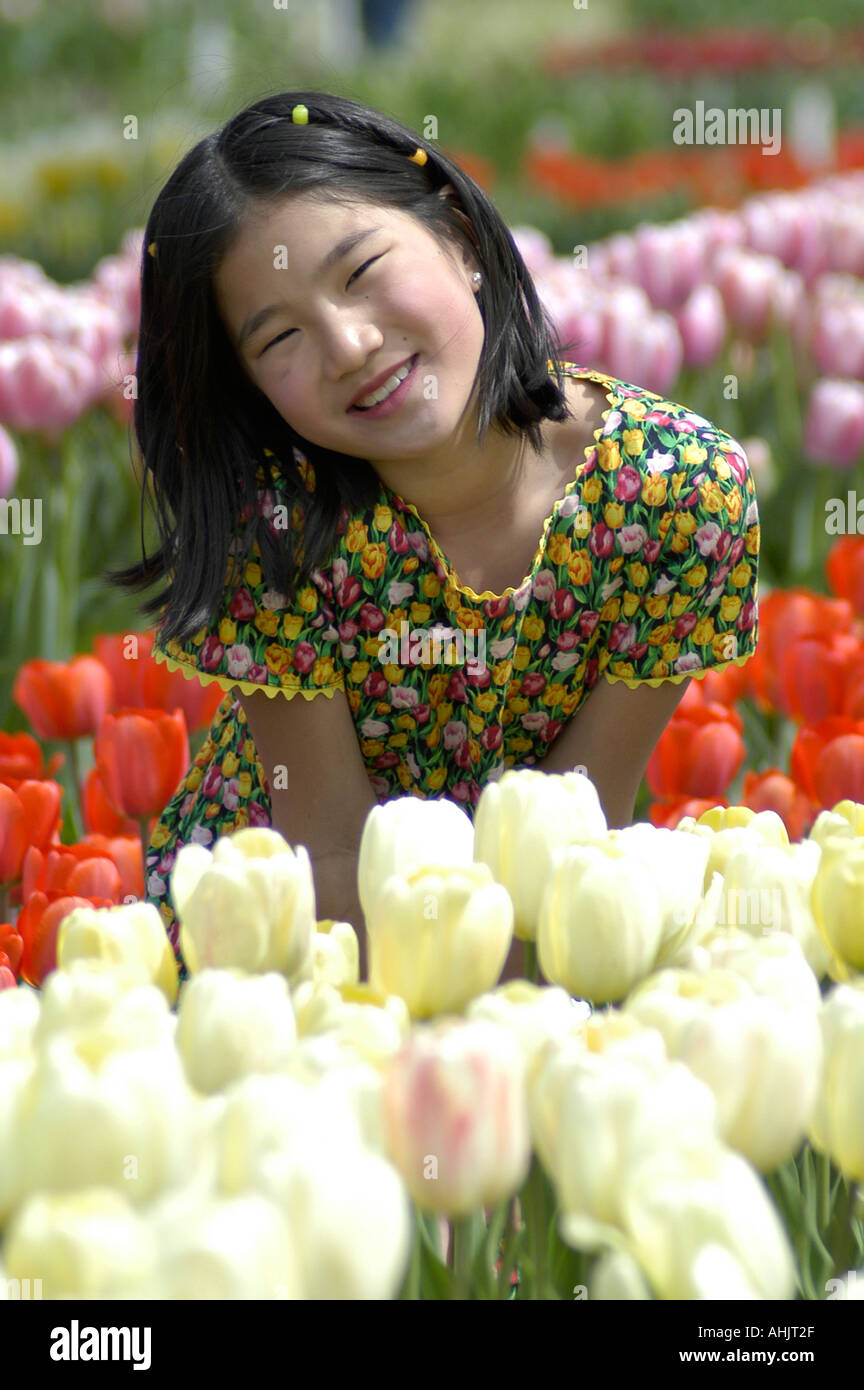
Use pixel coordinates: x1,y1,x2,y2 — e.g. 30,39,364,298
147,241,157,257
291,105,309,124
408,147,427,166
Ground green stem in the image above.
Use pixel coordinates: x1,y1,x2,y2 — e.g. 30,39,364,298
0,883,9,925
138,818,152,895
400,1208,422,1300
450,1212,484,1299
63,740,85,840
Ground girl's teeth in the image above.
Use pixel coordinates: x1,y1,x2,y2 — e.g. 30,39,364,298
356,359,412,408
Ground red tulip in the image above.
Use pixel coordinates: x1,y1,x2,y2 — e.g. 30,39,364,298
93,631,224,733
740,769,816,842
13,655,114,740
826,536,864,617
790,716,864,808
82,764,140,837
0,779,63,885
0,922,23,975
17,891,114,988
19,842,124,904
0,731,64,785
94,707,189,820
780,632,863,723
79,834,145,902
747,589,854,714
646,703,746,799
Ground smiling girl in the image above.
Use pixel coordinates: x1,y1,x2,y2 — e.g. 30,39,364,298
108,90,760,984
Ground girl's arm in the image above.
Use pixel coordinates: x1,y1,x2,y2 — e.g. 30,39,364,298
536,675,693,827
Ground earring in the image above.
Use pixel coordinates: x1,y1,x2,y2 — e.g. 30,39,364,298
472,271,482,290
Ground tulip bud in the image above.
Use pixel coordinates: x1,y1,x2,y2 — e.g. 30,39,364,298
175,969,298,1095
538,841,665,1004
811,834,864,971
808,979,864,1181
366,862,513,1018
172,827,316,979
382,1017,531,1216
474,768,607,942
358,796,474,920
57,900,179,1005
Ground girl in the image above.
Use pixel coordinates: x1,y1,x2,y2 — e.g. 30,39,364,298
108,90,760,986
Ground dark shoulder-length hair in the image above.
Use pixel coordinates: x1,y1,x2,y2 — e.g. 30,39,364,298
106,89,581,646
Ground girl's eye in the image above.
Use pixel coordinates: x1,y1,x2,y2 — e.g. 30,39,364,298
259,255,384,355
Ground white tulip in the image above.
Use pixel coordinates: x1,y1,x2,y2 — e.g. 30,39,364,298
175,969,298,1094
2,1188,157,1300
466,980,591,1081
0,1058,36,1226
358,795,475,919
473,768,607,941
171,827,316,979
56,901,179,1005
529,1032,719,1249
366,863,513,1018
679,927,822,1013
718,840,833,977
15,1033,201,1207
290,980,410,1067
146,1193,302,1299
538,841,665,1004
808,979,864,1182
0,986,40,1061
590,1248,653,1300
35,972,176,1053
603,823,711,961
621,1144,797,1299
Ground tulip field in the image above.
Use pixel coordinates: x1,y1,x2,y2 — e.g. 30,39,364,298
4,1,864,1318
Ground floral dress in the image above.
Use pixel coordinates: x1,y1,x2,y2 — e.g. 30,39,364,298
147,361,760,981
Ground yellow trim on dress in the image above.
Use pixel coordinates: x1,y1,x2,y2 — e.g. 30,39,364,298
151,644,343,701
602,652,755,690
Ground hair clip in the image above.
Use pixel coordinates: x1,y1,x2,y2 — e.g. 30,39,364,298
288,104,427,167
148,241,157,257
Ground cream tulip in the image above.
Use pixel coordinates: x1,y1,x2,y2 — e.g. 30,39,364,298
677,807,790,889
381,1018,531,1216
358,795,475,919
537,841,665,1004
35,970,176,1052
291,979,411,1068
603,823,711,962
529,1031,719,1250
146,1192,302,1299
0,986,40,1061
0,1058,35,1226
15,1032,202,1207
254,1140,412,1299
56,901,179,1005
717,839,833,978
366,863,513,1018
171,826,316,979
626,973,823,1172
2,1188,157,1299
677,927,822,1014
808,978,864,1182
293,920,359,988
466,981,590,1081
473,768,607,941
175,969,298,1095
620,1143,797,1299
811,833,864,973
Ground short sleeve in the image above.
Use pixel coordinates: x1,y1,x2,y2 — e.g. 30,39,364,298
588,405,760,690
151,449,345,702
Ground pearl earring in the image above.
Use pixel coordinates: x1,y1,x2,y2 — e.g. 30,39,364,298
472,271,482,289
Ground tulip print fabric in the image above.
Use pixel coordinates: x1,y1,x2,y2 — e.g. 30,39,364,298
147,362,759,977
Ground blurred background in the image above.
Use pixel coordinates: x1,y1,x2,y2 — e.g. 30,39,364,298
2,0,864,846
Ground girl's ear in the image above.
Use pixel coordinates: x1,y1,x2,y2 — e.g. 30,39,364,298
437,183,481,261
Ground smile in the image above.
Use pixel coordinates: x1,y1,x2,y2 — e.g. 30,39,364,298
349,354,418,418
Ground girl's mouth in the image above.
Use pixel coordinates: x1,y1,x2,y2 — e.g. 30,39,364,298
349,354,419,418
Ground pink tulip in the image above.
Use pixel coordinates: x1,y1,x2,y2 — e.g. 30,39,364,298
381,1018,531,1217
632,221,706,311
689,207,745,257
512,226,554,276
602,232,639,280
674,283,726,368
712,247,787,342
826,201,864,277
91,251,143,339
603,306,683,395
803,379,864,468
0,423,18,497
0,338,102,434
811,296,864,381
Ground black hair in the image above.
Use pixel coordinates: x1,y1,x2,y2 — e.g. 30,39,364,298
105,89,581,645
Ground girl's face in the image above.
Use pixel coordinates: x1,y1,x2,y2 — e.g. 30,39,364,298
213,191,485,464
